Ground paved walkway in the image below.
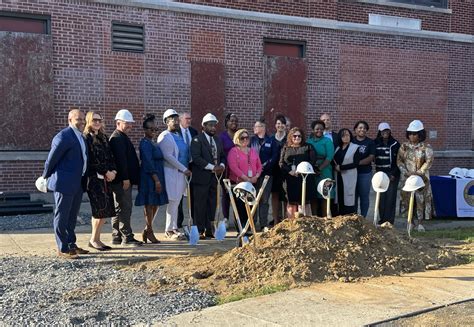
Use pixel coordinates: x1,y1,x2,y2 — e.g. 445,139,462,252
162,263,474,326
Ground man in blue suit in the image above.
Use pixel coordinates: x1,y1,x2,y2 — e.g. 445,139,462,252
43,109,89,259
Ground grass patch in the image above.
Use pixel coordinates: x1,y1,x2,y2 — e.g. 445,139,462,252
216,284,290,305
413,227,474,242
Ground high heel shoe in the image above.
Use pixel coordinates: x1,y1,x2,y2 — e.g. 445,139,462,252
142,228,160,244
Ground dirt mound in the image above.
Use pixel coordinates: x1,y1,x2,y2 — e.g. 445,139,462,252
149,215,462,296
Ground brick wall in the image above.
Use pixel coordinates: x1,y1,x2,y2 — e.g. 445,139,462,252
0,0,472,193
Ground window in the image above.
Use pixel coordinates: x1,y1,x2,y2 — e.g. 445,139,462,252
0,12,50,34
111,22,144,52
264,39,306,58
388,0,448,9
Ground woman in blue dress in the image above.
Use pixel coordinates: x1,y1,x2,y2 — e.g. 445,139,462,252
135,114,168,243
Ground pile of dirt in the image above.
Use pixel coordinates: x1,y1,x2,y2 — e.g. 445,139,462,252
147,215,463,296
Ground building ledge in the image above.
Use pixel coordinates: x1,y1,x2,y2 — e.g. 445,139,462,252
0,151,48,161
433,150,474,158
343,0,452,14
94,1,472,43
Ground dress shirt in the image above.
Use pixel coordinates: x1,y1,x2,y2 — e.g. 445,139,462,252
71,126,87,175
203,132,225,171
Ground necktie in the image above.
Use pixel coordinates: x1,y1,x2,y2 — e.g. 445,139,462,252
185,129,191,146
185,129,191,161
210,136,217,164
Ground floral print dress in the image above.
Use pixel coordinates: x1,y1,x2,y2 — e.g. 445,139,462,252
397,142,434,221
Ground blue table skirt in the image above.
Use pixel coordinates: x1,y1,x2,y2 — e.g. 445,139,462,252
430,176,457,217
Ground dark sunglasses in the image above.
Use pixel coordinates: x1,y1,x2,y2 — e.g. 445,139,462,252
146,127,158,131
239,136,249,140
407,131,418,136
292,134,302,139
92,118,102,123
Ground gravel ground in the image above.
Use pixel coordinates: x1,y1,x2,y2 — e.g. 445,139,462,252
0,212,91,231
0,256,216,325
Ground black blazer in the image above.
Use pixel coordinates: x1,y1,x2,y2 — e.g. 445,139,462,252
109,130,140,185
179,126,198,139
190,132,226,185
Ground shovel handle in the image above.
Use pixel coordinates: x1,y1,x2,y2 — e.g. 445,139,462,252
223,179,245,238
407,191,415,237
301,178,307,216
373,192,381,226
245,201,257,247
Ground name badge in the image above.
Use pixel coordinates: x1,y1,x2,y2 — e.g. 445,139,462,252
248,169,253,178
264,143,271,148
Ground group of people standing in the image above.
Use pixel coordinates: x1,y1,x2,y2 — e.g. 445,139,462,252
42,108,434,259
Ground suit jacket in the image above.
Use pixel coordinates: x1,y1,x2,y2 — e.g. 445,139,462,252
109,129,140,185
43,127,86,195
190,132,226,185
179,125,198,140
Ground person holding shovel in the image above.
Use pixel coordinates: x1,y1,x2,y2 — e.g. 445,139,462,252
227,129,262,231
397,120,434,232
191,113,226,239
307,119,335,217
158,109,191,240
333,128,360,215
374,122,400,224
279,127,318,219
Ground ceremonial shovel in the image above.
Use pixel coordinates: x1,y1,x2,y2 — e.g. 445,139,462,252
371,172,390,226
402,175,425,238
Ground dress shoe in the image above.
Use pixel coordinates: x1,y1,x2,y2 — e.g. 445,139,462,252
122,238,143,247
57,251,79,259
101,244,112,250
199,234,208,240
142,228,160,244
72,247,90,255
88,242,107,251
111,237,122,245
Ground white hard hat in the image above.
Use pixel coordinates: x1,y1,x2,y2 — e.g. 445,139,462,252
407,120,424,132
114,109,135,122
233,182,256,205
449,167,464,178
378,122,391,131
371,171,390,193
202,113,218,126
467,169,474,179
35,176,48,193
461,168,469,178
163,109,178,124
317,178,334,200
402,175,425,192
296,161,315,175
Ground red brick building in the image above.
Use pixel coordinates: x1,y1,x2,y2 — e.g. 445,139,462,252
0,0,473,193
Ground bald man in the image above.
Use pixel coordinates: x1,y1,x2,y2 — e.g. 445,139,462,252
43,109,89,259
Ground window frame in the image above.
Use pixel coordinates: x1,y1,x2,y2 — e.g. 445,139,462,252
0,11,51,34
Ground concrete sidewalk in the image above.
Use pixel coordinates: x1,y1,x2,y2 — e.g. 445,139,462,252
162,263,474,326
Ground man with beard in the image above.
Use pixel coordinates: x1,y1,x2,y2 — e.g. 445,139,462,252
43,108,89,259
158,109,191,239
190,113,226,239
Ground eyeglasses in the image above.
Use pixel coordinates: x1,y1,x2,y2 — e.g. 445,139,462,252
292,135,302,139
92,118,102,123
239,136,249,140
